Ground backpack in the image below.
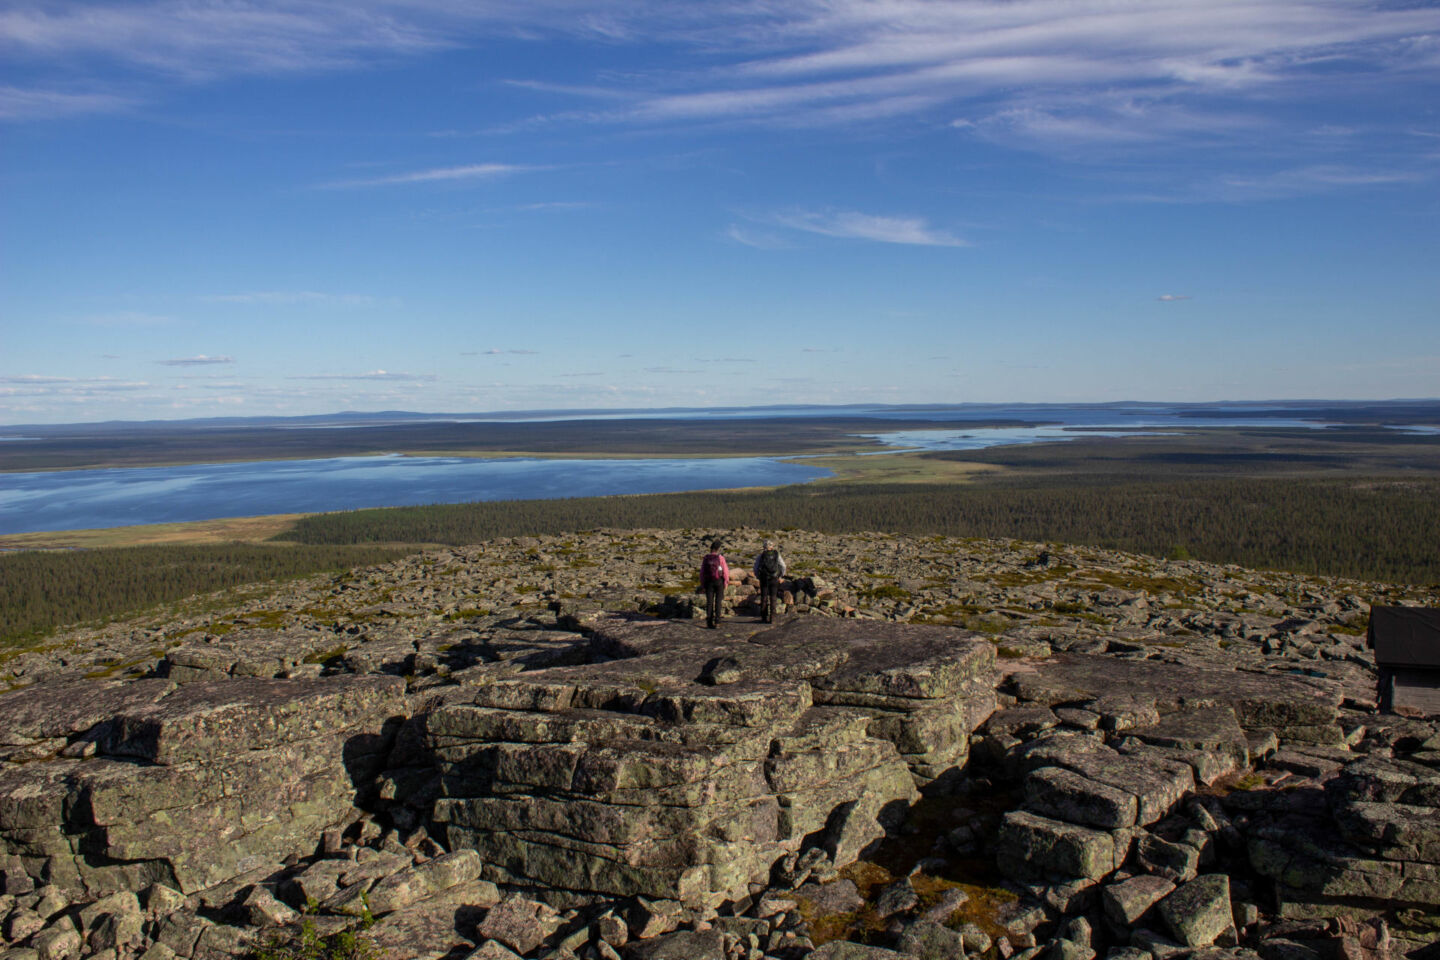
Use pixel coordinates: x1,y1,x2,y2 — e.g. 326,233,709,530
758,549,781,579
701,553,725,584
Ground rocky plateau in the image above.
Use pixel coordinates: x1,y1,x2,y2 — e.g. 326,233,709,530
1,528,1438,960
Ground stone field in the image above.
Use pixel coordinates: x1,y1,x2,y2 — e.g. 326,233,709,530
1,528,1438,960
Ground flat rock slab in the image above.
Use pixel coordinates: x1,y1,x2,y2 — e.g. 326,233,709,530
573,616,996,704
0,678,176,747
364,893,487,960
1009,654,1342,743
95,675,408,764
1126,705,1251,768
0,676,411,897
997,810,1121,881
1019,734,1195,826
1247,812,1440,909
430,616,995,904
1327,756,1440,807
1025,765,1139,829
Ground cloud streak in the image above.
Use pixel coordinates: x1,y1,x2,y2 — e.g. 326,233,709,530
201,291,381,306
155,355,234,366
768,209,967,247
327,163,535,188
7,0,1439,202
0,84,135,120
285,370,437,382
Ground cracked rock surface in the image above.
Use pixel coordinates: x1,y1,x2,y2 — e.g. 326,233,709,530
0,528,1437,959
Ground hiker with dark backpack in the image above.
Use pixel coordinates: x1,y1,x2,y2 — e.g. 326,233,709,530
699,540,730,629
752,539,787,624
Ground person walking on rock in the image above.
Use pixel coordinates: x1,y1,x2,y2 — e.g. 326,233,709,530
753,539,786,624
699,540,730,629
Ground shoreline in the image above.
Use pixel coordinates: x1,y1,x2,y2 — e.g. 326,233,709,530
0,451,1006,550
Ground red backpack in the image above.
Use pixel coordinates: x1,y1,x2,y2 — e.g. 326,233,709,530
701,553,725,584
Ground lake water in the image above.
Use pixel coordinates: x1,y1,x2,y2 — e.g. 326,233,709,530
1,402,1425,535
0,455,830,534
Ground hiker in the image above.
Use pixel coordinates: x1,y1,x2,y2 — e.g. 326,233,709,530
753,539,787,624
699,539,730,629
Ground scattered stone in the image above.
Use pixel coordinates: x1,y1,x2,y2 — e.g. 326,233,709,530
807,943,912,960
1134,833,1202,883
1158,874,1235,948
1102,875,1175,926
473,895,562,956
873,878,918,918
997,810,1120,881
240,886,297,927
896,918,968,959
793,879,865,917
919,887,970,924
621,930,726,960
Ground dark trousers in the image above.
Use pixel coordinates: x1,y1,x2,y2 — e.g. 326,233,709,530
705,581,725,627
759,576,778,623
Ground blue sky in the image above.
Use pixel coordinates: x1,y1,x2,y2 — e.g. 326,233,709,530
2,0,1438,424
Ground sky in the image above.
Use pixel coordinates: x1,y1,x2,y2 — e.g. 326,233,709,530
2,0,1439,425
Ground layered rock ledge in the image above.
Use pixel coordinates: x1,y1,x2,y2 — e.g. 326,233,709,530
424,617,995,905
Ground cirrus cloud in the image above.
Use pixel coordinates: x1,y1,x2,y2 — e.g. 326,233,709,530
767,209,968,247
155,354,234,366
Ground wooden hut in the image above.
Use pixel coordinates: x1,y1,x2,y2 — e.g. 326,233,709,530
1369,606,1440,717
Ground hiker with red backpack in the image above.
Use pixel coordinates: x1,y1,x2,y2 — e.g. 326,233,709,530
699,540,730,629
753,540,787,624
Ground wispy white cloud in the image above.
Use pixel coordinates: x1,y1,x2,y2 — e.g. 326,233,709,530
514,201,592,212
0,375,80,385
1157,294,1192,302
5,0,1436,218
724,224,790,250
0,2,441,81
85,310,172,326
9,2,1435,140
493,1,1440,157
0,84,135,120
0,375,151,389
201,291,381,306
768,209,968,247
326,163,535,188
1214,164,1428,200
155,354,233,366
286,370,436,381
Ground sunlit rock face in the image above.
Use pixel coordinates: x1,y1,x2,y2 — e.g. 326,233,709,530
427,616,996,905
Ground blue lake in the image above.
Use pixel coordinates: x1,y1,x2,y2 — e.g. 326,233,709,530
0,455,831,534
2,402,1426,535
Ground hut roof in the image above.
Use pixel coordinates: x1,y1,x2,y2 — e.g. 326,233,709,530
1369,606,1440,669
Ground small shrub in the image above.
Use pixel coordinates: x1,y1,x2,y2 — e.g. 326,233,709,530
860,584,911,601
253,918,383,960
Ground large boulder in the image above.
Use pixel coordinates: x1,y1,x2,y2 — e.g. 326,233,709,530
431,616,996,905
0,676,408,896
